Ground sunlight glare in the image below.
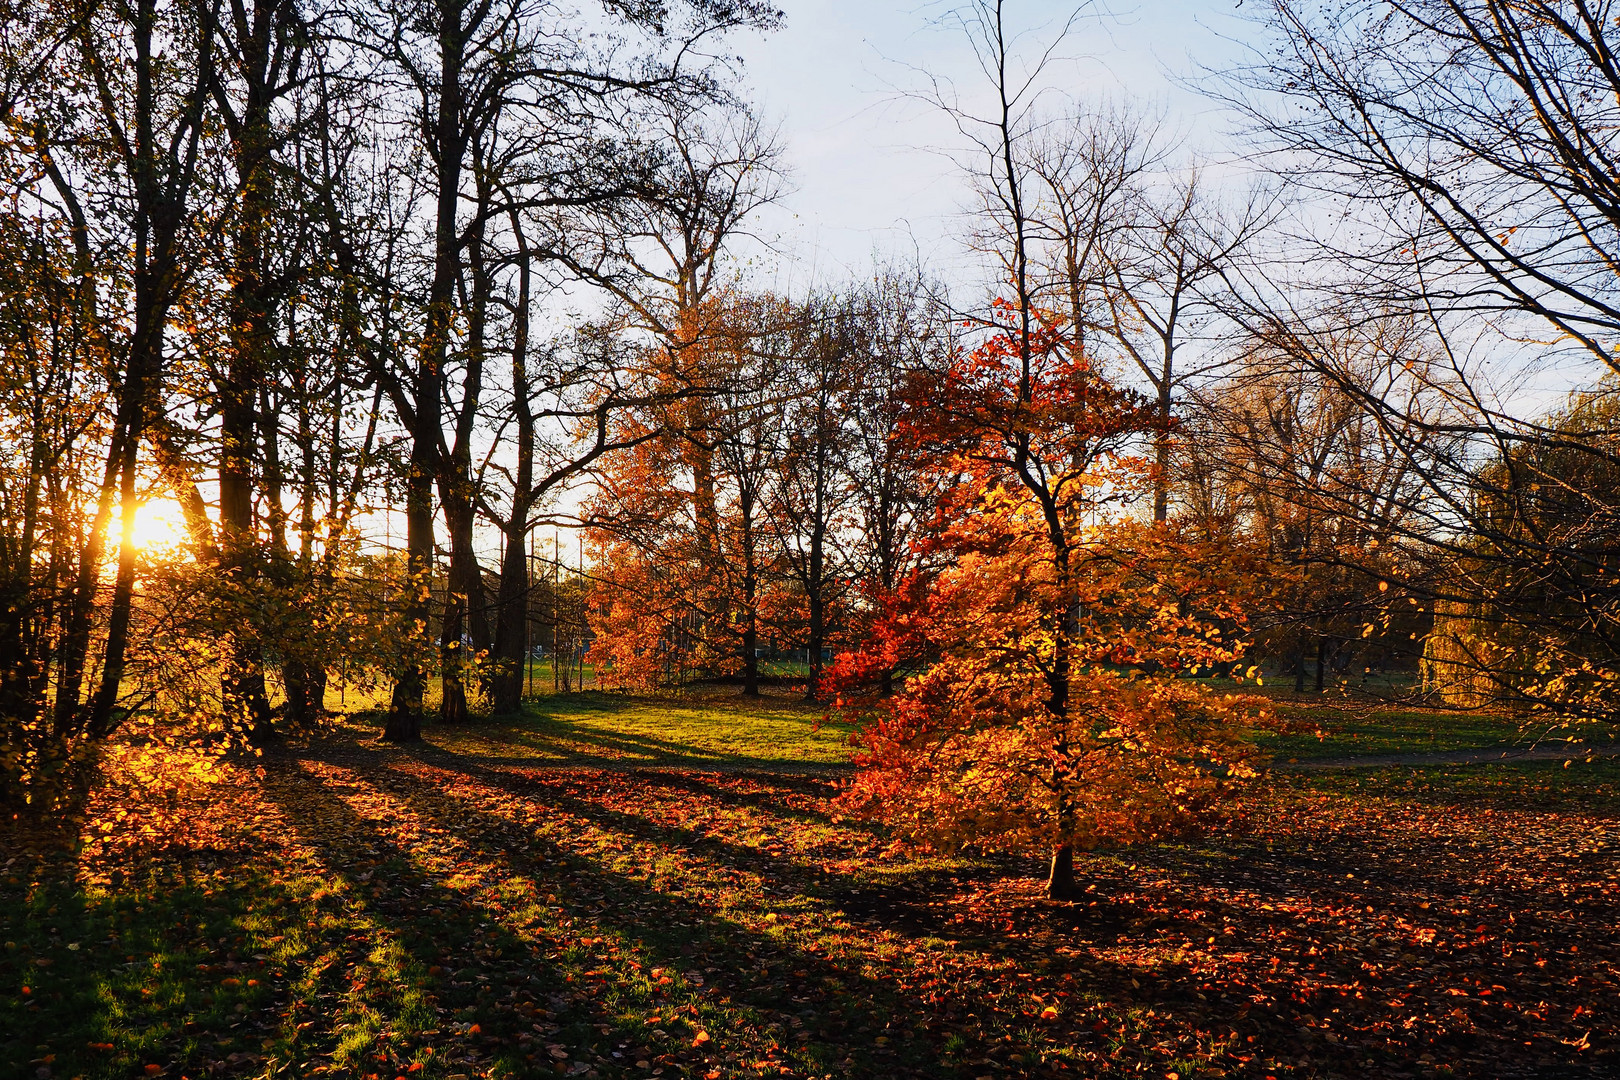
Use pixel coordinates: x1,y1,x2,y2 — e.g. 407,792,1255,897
129,498,190,553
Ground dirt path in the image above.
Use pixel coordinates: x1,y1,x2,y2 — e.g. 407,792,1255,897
1279,740,1620,770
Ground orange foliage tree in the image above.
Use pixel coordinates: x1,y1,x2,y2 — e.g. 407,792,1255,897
586,294,802,691
828,302,1271,898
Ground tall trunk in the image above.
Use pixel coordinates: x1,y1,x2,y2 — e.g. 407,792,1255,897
877,478,897,697
437,206,489,723
217,0,300,744
54,404,134,737
741,491,759,698
1152,287,1179,524
282,354,323,727
689,437,724,595
218,223,274,741
388,0,467,742
1153,378,1172,524
437,498,485,722
492,525,529,713
57,0,200,741
804,512,825,703
1044,540,1080,900
244,388,289,743
491,220,534,715
85,284,163,739
802,403,831,703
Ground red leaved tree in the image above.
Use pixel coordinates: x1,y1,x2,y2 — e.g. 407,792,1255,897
828,301,1271,898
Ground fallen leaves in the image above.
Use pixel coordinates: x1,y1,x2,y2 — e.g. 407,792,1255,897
3,733,1617,1080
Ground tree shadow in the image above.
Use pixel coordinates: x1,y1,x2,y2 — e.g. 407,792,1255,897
281,748,981,1077
411,709,852,775
278,737,1620,1080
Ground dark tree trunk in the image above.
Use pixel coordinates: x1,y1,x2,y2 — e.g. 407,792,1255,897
490,212,534,716
1046,843,1078,900
55,0,203,741
802,431,829,703
742,564,759,698
438,497,484,723
741,489,759,698
388,0,470,742
491,527,529,714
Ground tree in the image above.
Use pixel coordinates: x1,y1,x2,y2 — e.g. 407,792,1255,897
1225,0,1620,721
0,210,111,805
841,267,956,694
1021,108,1267,522
1,0,220,769
366,0,778,737
1180,310,1446,690
574,101,790,692
586,292,792,693
829,301,1270,898
824,0,1272,898
768,296,860,701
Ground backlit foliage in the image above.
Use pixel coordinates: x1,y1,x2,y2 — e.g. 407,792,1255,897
830,303,1273,870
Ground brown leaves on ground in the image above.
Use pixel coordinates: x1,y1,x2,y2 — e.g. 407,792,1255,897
8,738,1617,1080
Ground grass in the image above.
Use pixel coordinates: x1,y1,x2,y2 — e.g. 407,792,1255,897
1299,753,1620,810
1240,681,1620,760
414,690,857,772
4,688,1618,1080
1254,703,1530,759
322,662,603,713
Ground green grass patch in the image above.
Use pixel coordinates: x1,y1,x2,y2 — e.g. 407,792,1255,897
1253,699,1562,759
412,689,857,771
1294,752,1620,810
0,859,435,1080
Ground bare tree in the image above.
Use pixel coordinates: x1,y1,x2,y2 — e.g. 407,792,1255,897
366,0,778,738
1024,109,1269,520
1227,0,1620,720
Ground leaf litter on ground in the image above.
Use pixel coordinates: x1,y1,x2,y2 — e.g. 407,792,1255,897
3,724,1617,1080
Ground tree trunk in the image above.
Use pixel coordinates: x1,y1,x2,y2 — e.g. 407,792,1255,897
216,31,279,744
1153,346,1173,524
490,211,534,716
283,354,324,728
491,527,529,714
56,0,200,741
388,0,469,741
1046,843,1078,900
741,495,759,698
438,496,482,724
802,429,829,703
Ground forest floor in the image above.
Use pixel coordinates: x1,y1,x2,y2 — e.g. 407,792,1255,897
3,689,1618,1080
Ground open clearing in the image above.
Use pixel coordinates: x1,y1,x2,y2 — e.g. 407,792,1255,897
4,691,1618,1080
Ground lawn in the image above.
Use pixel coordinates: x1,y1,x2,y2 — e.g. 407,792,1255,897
1249,690,1613,761
411,690,855,771
3,690,1617,1080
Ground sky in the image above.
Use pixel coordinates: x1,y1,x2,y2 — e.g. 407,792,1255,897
728,0,1257,284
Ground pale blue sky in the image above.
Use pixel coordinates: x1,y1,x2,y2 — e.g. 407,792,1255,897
730,0,1255,282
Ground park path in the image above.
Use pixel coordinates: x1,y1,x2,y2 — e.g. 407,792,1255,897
1279,740,1620,770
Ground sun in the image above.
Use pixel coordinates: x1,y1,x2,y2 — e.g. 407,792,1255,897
129,498,191,552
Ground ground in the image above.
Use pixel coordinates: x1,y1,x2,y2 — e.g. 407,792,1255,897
3,690,1618,1080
